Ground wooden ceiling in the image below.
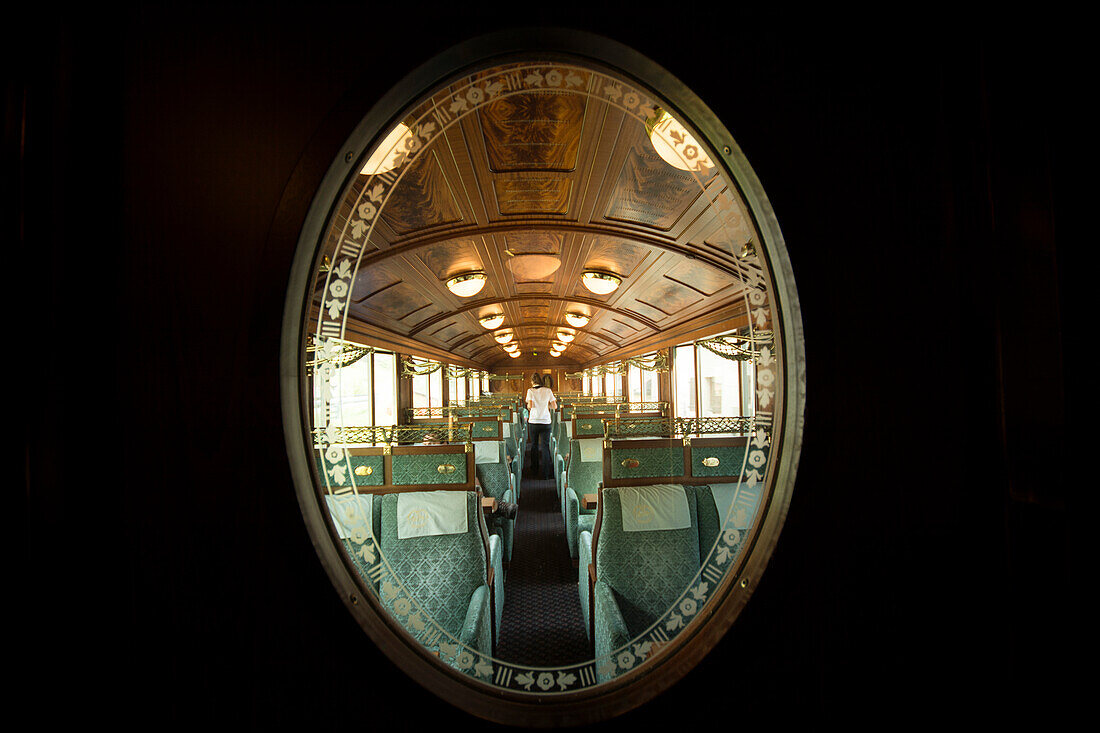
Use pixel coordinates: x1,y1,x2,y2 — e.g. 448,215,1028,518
317,68,763,369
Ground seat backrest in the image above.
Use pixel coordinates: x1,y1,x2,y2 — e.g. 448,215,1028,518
377,490,490,642
565,437,605,499
473,438,509,500
593,484,702,636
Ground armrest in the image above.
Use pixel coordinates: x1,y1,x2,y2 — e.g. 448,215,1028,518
593,580,632,680
488,534,504,638
564,488,579,557
459,584,493,658
578,530,594,639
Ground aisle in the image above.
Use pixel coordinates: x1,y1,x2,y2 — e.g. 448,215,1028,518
493,458,590,666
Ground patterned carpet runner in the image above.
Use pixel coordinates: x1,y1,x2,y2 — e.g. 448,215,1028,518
494,456,591,666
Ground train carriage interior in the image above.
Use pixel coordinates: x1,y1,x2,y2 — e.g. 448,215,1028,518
304,53,784,674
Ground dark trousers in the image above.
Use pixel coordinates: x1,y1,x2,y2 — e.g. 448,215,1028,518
527,422,552,480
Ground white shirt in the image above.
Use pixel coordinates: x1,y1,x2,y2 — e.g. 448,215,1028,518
525,386,556,424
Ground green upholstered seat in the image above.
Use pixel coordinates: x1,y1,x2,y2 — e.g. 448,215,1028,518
377,491,493,665
578,529,594,639
475,440,515,562
562,438,602,560
591,484,702,682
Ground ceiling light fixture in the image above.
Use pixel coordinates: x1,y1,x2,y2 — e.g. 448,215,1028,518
556,331,575,343
581,271,621,295
493,331,514,344
550,350,562,357
644,107,714,172
447,272,487,297
564,312,590,328
360,122,414,176
479,313,505,329
509,351,521,358
503,343,518,353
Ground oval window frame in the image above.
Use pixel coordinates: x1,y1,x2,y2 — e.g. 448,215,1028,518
280,28,805,725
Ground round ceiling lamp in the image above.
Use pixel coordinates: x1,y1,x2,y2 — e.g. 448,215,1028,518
644,108,714,172
509,351,521,359
503,343,518,353
581,271,621,295
447,272,487,297
564,312,590,328
479,313,505,329
550,349,562,357
360,122,414,176
493,331,514,344
556,330,575,343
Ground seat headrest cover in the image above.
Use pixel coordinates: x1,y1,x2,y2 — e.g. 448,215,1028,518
502,422,510,438
620,484,691,532
325,494,374,542
564,422,573,437
396,490,468,538
474,440,501,464
579,438,603,462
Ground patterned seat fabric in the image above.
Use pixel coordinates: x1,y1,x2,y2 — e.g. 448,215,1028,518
475,444,515,562
377,491,493,662
592,485,702,681
562,442,601,560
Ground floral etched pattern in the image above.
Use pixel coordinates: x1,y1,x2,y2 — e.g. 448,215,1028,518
307,61,781,695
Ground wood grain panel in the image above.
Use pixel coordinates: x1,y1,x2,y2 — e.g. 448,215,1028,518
361,281,436,321
633,278,703,316
663,260,737,296
604,146,705,230
514,282,556,294
351,261,403,303
583,236,649,277
379,150,464,235
416,239,483,281
504,231,562,254
478,91,585,172
520,304,550,322
494,174,571,215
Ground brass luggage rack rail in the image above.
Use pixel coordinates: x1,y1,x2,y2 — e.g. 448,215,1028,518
314,423,474,446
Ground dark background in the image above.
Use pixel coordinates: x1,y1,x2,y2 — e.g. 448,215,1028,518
14,5,1074,729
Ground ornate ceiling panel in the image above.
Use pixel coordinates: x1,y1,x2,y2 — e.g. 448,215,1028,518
337,64,761,367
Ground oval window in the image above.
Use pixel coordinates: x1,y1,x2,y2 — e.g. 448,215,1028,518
281,30,804,725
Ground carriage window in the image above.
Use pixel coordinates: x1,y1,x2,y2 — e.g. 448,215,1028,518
673,343,696,419
627,364,642,402
412,361,443,409
470,376,480,400
605,371,621,398
640,367,658,402
582,374,590,395
698,341,741,418
448,370,466,403
373,352,397,426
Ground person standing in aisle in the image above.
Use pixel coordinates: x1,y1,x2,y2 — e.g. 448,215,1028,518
525,373,557,480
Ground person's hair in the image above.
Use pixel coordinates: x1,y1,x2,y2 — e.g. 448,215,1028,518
540,374,554,390
530,373,543,388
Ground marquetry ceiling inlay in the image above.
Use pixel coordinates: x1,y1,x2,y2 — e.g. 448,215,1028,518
335,63,761,367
